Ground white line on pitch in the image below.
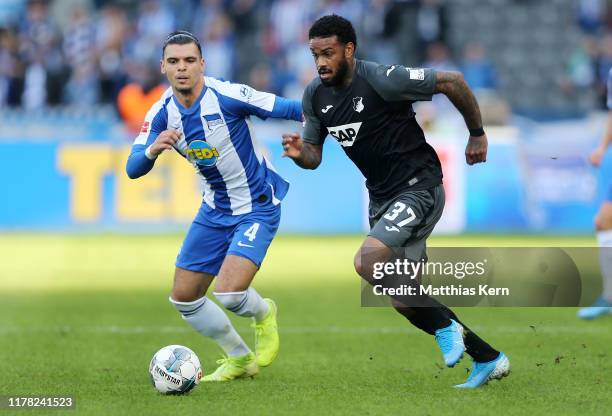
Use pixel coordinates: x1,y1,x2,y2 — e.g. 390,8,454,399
0,325,605,335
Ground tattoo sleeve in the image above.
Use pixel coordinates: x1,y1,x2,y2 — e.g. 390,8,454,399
294,142,323,169
434,71,483,130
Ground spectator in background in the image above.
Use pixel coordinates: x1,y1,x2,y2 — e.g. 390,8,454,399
316,0,363,27
196,12,235,79
416,0,447,61
117,59,166,133
461,41,509,125
134,0,175,64
0,27,25,107
269,0,308,55
561,35,596,97
461,42,497,91
360,0,399,64
18,0,63,108
248,61,275,94
424,41,458,72
63,6,98,106
596,35,612,108
577,0,605,35
192,0,225,37
96,2,129,105
227,0,262,83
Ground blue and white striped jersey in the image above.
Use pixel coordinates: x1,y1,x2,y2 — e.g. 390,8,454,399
126,76,302,216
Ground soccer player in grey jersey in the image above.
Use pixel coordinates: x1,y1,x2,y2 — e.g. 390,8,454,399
283,15,509,388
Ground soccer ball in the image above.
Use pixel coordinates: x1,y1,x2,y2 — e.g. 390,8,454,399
149,345,202,394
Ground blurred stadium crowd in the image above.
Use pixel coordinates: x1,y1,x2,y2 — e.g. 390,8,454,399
1,0,612,121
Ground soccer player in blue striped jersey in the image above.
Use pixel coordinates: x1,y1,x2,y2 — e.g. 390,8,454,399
126,31,302,381
578,67,612,320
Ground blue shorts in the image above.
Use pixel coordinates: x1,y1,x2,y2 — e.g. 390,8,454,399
176,202,281,275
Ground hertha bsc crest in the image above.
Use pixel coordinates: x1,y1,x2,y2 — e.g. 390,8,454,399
353,96,364,113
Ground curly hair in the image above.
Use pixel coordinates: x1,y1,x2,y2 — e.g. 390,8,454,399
308,14,357,48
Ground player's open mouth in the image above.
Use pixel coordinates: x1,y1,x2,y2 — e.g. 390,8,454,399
319,71,332,80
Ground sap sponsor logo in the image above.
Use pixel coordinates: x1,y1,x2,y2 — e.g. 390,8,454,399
187,140,219,167
203,113,225,131
154,364,182,386
352,97,364,113
327,122,362,147
140,121,150,134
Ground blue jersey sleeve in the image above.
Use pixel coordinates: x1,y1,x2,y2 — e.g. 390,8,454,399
126,104,168,179
207,78,302,122
268,96,303,121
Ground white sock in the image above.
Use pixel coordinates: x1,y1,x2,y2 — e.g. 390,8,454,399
169,296,251,357
598,230,612,302
214,288,270,321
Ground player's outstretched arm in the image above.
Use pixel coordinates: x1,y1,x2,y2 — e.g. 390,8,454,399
590,110,612,167
126,129,180,179
434,71,488,165
281,132,322,169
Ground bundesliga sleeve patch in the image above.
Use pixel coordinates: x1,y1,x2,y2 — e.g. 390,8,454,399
407,68,425,81
140,121,150,133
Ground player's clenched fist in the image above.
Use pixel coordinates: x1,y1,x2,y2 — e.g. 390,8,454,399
465,134,488,165
589,146,606,167
281,132,303,158
148,129,181,158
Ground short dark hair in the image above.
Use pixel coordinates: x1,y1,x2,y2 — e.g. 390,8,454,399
162,30,202,57
308,15,357,48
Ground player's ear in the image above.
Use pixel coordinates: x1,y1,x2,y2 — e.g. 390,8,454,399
344,42,355,59
160,59,166,75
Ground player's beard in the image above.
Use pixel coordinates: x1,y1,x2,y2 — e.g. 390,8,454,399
322,57,349,87
176,86,192,95
174,76,194,95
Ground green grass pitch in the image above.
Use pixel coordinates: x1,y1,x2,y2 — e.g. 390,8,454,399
0,234,610,415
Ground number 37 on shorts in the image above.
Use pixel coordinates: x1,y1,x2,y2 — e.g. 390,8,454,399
382,202,417,233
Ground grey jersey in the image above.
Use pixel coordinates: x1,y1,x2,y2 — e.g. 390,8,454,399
302,59,443,201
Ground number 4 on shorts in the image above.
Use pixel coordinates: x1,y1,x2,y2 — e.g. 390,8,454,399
244,223,260,242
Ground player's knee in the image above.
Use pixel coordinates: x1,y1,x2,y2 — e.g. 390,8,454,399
354,251,377,283
354,252,366,278
595,204,612,230
170,287,200,303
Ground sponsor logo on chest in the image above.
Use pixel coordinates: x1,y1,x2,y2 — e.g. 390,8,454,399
327,122,362,147
187,140,220,167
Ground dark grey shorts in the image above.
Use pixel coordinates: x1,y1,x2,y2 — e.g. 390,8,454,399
368,184,445,261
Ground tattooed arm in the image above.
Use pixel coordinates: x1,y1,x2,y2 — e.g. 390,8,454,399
435,71,488,165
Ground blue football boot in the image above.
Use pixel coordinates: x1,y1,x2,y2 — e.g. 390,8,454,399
434,319,465,367
577,296,612,320
455,352,510,388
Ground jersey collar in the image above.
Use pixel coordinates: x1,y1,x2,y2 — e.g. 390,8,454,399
171,78,207,114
